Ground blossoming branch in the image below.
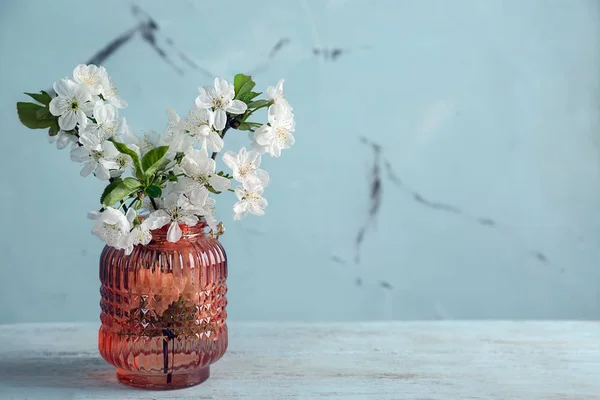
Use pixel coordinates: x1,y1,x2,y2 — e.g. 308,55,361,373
17,65,295,254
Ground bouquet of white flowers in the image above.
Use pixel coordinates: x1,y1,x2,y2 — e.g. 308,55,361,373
17,65,295,254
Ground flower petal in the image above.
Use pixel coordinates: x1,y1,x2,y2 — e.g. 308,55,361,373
227,100,247,115
95,165,111,181
167,222,182,242
234,185,245,200
222,151,238,170
87,210,102,220
75,84,91,103
254,125,274,146
233,200,248,214
70,147,90,162
254,169,270,187
125,208,136,223
53,78,71,98
248,201,266,216
180,214,199,226
80,161,96,177
77,110,88,129
209,175,231,192
270,142,282,158
56,133,72,150
110,96,128,109
214,77,229,94
144,211,171,229
59,111,77,131
49,97,63,116
214,109,226,130
166,106,180,123
247,149,261,168
285,132,296,147
79,132,100,149
208,132,224,152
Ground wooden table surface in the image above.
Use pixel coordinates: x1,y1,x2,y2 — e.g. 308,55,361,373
0,321,598,399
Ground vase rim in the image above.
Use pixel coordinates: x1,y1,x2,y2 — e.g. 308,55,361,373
147,219,209,239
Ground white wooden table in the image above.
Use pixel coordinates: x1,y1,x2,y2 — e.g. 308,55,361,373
0,322,598,399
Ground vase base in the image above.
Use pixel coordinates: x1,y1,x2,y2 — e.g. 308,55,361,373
116,367,210,390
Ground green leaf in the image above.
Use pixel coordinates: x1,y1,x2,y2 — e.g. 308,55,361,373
17,102,56,129
100,178,123,205
206,185,221,194
101,177,142,207
237,80,256,100
36,107,50,119
48,122,59,137
245,91,262,101
233,74,253,96
216,171,233,179
141,146,170,178
237,91,262,104
24,91,52,106
247,99,270,109
108,138,142,177
141,146,169,171
145,185,162,198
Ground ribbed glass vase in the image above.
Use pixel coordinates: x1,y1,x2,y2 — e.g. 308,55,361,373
98,221,228,390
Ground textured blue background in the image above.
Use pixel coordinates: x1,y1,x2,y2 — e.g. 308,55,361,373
0,0,599,323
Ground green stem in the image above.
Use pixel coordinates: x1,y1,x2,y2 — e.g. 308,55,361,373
127,197,138,211
244,102,271,120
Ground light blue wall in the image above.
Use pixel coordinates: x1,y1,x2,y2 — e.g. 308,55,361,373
0,0,599,323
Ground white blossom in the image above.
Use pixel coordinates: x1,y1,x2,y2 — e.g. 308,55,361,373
39,66,298,251
49,79,92,131
233,180,268,220
83,102,121,140
266,79,292,110
252,103,295,157
144,192,199,243
180,185,213,217
113,118,139,146
202,196,219,231
91,207,131,248
109,152,135,179
179,149,230,193
222,147,269,187
120,209,153,255
70,132,119,180
156,107,190,156
184,106,223,152
72,64,108,96
106,119,140,178
48,130,77,150
99,75,128,109
162,106,183,140
139,130,163,156
195,77,247,130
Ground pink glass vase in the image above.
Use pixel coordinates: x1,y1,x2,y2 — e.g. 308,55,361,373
98,222,228,390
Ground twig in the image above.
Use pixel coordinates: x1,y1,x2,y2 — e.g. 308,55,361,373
150,197,158,211
211,119,232,160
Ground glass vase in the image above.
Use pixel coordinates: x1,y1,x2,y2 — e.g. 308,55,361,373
98,221,228,390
